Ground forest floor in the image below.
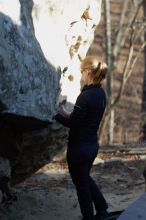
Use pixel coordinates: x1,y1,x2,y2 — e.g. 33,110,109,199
0,145,146,220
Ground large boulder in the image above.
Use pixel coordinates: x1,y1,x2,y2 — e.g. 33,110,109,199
0,0,102,185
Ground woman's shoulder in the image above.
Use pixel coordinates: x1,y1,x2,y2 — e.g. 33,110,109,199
78,85,106,100
82,85,105,94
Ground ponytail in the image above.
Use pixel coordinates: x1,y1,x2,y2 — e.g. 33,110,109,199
92,61,107,85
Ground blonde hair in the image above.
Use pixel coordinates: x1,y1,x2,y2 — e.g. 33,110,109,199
80,55,108,85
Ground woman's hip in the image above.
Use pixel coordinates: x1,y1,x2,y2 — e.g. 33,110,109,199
67,142,99,163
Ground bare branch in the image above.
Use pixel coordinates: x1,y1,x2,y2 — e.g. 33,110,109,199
100,40,146,142
126,41,146,81
107,1,143,110
120,2,142,47
111,28,135,109
100,0,144,144
112,0,129,61
134,22,146,42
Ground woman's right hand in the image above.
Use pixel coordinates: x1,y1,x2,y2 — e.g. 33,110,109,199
59,104,71,118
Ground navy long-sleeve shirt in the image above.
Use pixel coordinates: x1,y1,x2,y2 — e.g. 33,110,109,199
55,84,106,145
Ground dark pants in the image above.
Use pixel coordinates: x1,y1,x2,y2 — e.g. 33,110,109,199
67,143,108,220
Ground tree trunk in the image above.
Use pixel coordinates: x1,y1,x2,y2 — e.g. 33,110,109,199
141,0,146,123
104,0,114,144
142,0,146,191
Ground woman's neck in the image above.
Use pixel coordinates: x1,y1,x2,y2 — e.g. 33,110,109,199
86,78,93,85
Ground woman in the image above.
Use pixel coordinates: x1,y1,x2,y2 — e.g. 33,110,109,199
55,55,109,220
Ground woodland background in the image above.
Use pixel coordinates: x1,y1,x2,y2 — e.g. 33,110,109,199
90,0,146,145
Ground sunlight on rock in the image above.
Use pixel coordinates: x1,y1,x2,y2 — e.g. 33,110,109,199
0,0,102,115
0,0,21,25
32,0,102,104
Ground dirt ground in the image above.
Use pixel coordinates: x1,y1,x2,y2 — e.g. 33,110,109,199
0,152,145,220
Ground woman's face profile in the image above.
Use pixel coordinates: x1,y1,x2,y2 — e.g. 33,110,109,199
81,69,90,84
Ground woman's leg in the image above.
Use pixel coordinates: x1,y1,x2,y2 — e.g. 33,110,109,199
88,158,108,213
89,176,108,213
67,148,95,220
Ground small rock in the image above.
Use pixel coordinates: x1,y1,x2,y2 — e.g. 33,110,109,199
93,157,104,165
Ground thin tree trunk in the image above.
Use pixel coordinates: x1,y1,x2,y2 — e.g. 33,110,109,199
112,0,129,62
104,0,114,144
142,0,146,192
141,0,146,122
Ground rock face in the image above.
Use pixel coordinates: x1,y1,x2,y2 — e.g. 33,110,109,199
0,0,60,120
0,0,102,187
0,0,102,113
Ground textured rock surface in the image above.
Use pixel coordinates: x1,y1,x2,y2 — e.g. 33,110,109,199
0,157,11,178
0,0,101,115
0,0,60,120
0,0,102,185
